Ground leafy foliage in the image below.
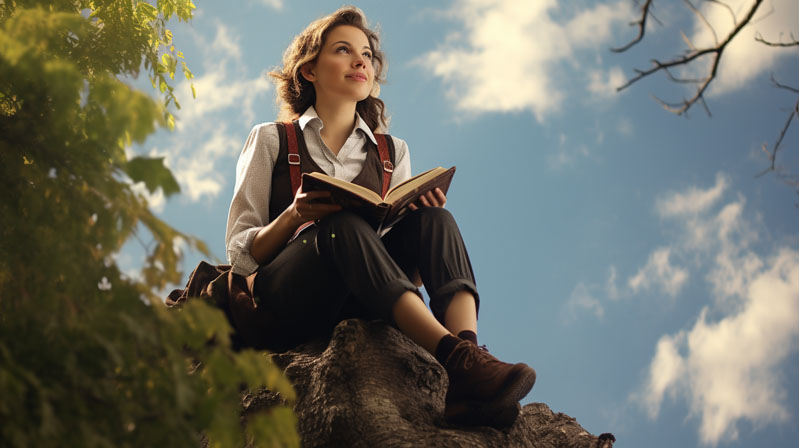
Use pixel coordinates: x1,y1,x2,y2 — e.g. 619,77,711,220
0,1,298,446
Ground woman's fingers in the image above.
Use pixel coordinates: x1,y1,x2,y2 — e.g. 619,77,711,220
293,190,341,221
297,202,341,218
298,190,332,203
419,194,431,207
433,187,447,207
411,188,447,210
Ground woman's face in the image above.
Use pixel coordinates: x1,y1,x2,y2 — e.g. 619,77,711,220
302,25,375,105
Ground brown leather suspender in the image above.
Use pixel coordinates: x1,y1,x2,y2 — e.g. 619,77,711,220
282,121,393,198
283,121,302,197
281,121,393,241
374,133,394,199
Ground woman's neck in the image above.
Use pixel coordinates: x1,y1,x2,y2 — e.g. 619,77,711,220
314,100,357,156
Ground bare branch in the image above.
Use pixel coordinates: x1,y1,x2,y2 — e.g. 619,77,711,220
685,0,718,46
616,0,764,115
756,98,799,178
704,0,736,26
680,30,698,51
611,0,654,53
699,96,712,117
755,31,799,47
663,67,706,84
769,75,799,94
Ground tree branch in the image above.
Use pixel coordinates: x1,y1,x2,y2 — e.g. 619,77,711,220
685,0,718,46
756,98,798,178
611,0,654,53
755,31,799,47
770,74,799,94
616,0,764,116
704,0,736,27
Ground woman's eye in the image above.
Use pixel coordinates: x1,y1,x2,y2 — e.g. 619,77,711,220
336,46,349,53
363,52,373,59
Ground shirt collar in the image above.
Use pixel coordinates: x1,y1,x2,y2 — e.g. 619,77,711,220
298,105,378,145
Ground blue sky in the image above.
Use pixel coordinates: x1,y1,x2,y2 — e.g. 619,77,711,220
124,1,798,446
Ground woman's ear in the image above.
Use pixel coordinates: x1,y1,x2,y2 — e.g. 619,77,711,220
300,63,315,82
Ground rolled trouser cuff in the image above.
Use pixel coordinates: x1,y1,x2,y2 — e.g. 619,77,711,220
371,278,424,326
429,278,480,324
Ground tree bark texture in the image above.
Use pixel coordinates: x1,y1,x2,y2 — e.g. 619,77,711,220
242,319,615,447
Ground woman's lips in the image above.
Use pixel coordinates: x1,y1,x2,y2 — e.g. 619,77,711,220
346,74,367,82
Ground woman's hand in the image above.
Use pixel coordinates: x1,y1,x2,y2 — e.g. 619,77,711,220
287,187,342,227
408,187,447,211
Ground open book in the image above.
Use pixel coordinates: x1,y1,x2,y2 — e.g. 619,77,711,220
302,166,456,231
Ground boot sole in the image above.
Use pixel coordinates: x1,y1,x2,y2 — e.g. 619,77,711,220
446,365,536,429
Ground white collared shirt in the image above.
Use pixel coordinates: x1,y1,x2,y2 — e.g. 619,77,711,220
225,106,412,275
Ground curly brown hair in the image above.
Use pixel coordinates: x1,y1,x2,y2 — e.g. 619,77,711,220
269,6,389,132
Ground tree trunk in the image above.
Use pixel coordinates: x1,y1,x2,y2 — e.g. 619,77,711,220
243,319,615,447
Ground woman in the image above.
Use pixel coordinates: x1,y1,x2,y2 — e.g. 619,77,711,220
224,6,535,429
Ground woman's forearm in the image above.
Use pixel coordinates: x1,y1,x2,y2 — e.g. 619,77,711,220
249,210,302,265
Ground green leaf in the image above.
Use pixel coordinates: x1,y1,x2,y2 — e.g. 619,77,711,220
122,156,180,197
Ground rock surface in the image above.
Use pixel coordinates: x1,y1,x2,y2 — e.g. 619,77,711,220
243,319,615,447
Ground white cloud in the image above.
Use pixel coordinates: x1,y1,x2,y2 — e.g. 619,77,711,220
688,0,798,96
548,143,589,169
657,172,729,218
705,198,762,305
565,2,631,45
130,180,166,213
640,332,686,418
641,248,799,445
565,172,799,443
587,66,626,98
418,0,631,120
616,117,632,137
627,174,799,444
171,125,241,201
253,0,283,11
565,282,605,320
548,132,591,169
140,22,272,203
606,265,620,300
628,247,690,297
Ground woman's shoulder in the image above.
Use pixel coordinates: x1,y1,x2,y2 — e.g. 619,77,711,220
238,122,283,162
248,121,283,139
385,134,409,154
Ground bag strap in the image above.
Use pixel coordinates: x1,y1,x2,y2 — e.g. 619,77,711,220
374,133,393,198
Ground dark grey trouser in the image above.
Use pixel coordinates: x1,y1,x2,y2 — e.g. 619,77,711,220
253,207,479,352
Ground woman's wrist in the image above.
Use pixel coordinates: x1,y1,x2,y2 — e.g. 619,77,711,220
280,205,304,230
250,209,302,264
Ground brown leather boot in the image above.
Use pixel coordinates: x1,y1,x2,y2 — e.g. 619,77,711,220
443,341,536,428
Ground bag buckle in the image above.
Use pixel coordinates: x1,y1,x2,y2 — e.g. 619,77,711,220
383,160,394,173
288,154,301,165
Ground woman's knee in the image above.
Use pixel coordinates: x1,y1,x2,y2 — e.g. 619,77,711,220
317,211,372,235
315,211,377,255
414,206,456,228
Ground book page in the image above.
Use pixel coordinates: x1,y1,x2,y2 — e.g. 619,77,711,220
384,167,449,204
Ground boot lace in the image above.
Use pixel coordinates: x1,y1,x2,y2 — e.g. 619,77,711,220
448,342,496,370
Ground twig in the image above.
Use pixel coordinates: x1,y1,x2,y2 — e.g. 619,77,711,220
770,74,799,94
755,32,799,47
685,0,718,46
611,0,654,53
756,98,798,177
616,0,764,116
704,0,736,26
